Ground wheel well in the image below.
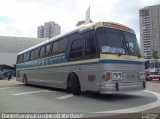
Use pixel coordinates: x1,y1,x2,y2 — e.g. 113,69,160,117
67,72,79,89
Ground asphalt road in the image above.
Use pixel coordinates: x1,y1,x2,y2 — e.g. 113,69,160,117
0,78,160,119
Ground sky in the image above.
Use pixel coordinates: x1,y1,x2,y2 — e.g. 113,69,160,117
0,0,160,43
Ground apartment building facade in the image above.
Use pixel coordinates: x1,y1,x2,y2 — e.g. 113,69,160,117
139,5,160,59
37,21,61,39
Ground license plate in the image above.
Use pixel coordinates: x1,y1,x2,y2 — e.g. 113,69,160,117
127,73,136,78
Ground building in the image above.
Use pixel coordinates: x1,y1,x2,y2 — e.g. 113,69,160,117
0,36,46,66
139,5,160,59
76,20,93,27
37,25,44,38
37,21,61,39
76,20,85,27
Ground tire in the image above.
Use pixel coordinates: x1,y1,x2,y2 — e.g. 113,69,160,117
146,77,152,81
70,74,81,95
23,75,28,86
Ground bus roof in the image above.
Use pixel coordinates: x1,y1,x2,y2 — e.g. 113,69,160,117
18,21,135,55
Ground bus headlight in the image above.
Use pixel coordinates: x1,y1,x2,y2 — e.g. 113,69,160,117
139,72,145,79
112,72,122,80
103,72,111,81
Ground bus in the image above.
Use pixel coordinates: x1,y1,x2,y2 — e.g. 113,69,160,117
16,22,146,95
0,64,15,79
145,59,160,81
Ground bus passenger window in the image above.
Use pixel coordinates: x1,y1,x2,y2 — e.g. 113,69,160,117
85,36,96,56
23,52,30,62
17,55,23,63
30,51,34,60
69,39,83,58
46,44,51,56
30,48,40,60
40,46,46,57
59,38,68,52
52,41,60,54
34,48,40,59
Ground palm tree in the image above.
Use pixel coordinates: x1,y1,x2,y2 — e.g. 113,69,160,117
152,50,159,59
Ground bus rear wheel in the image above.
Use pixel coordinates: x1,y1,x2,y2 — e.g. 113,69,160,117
70,74,81,95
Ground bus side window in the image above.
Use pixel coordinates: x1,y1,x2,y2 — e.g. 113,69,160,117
40,46,46,57
17,55,23,63
52,41,60,54
59,38,68,52
85,36,96,56
52,38,68,55
30,48,40,60
30,51,34,60
46,44,51,56
69,39,83,58
23,52,30,62
34,48,40,59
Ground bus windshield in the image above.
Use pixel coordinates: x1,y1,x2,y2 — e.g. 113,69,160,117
96,27,141,57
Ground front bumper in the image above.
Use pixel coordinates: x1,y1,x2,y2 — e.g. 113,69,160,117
147,75,160,79
100,81,146,94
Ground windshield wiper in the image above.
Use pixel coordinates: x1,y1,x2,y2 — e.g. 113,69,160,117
119,41,141,58
118,41,127,56
126,42,141,58
118,47,125,56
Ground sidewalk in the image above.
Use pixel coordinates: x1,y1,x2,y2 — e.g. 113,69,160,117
0,77,22,88
147,80,160,93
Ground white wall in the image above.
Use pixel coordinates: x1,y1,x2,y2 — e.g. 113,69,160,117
0,36,47,66
0,53,17,66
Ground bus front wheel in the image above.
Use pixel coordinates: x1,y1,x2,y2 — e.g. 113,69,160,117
70,74,81,95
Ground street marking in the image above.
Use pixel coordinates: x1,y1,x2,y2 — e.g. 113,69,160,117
0,87,15,90
12,90,52,96
56,94,74,99
0,86,22,90
93,90,160,115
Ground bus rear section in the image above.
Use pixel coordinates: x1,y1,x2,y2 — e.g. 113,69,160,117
95,26,146,94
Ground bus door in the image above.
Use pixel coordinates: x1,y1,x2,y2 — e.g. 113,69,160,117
67,31,100,91
83,31,100,91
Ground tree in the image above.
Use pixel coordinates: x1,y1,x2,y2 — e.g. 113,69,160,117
152,50,159,59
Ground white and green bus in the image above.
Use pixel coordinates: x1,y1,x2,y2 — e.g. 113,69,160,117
16,22,146,95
